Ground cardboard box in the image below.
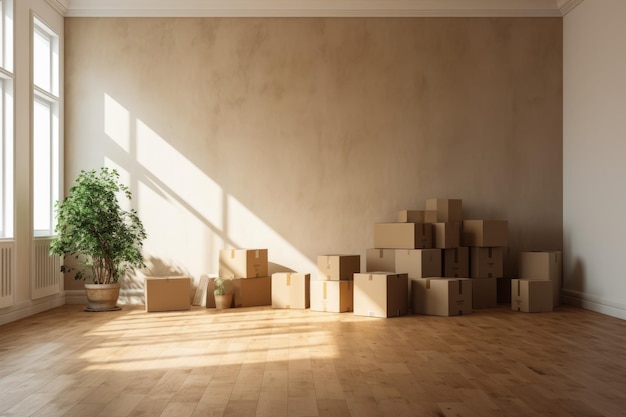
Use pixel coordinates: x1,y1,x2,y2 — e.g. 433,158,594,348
433,222,461,249
232,276,271,307
310,280,353,313
373,223,432,249
394,249,442,279
511,279,553,313
443,247,469,278
365,248,397,273
398,210,437,223
411,278,472,316
497,277,512,304
145,276,191,312
271,273,310,309
425,199,463,223
470,247,504,278
471,278,497,309
519,251,562,306
462,220,508,247
317,255,360,281
219,249,268,278
353,273,409,318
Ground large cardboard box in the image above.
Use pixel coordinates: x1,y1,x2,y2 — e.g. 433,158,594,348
443,247,469,278
317,255,360,281
470,247,504,278
471,278,497,309
511,279,553,313
219,249,268,278
395,249,441,279
411,278,472,316
425,199,463,223
462,220,508,247
145,276,191,312
232,276,271,307
433,222,461,249
310,280,353,313
373,223,433,249
398,210,437,223
519,251,562,306
271,273,310,309
365,248,397,273
353,273,409,318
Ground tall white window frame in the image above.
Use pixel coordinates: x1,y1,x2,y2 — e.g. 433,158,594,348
32,15,60,237
0,0,14,240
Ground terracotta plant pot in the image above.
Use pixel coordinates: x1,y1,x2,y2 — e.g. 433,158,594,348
84,283,121,312
214,293,233,310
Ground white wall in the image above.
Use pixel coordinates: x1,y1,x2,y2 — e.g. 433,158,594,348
563,0,626,319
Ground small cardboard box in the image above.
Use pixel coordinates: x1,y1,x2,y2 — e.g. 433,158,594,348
519,251,562,306
462,220,508,247
471,277,498,309
145,276,191,312
470,247,504,278
511,279,553,313
373,223,433,249
398,210,437,223
353,273,409,318
310,280,353,313
219,249,268,278
317,255,360,281
365,248,397,273
271,273,310,309
394,249,442,279
425,199,463,223
443,247,469,278
433,222,461,249
412,278,472,316
232,276,271,307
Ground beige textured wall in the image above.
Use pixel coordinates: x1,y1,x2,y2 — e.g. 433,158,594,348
64,17,562,296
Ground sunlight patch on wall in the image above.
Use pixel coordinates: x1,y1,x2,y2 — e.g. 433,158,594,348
104,94,130,153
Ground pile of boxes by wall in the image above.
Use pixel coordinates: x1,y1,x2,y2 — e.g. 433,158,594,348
514,251,562,312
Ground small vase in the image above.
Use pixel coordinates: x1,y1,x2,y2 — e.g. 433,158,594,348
215,293,233,310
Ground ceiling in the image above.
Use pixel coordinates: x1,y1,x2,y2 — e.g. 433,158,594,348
47,0,584,18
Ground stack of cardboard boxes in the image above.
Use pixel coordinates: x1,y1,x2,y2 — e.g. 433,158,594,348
212,249,271,308
512,251,561,312
310,255,360,313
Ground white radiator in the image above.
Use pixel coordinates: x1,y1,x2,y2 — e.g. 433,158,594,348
0,241,14,308
32,238,61,299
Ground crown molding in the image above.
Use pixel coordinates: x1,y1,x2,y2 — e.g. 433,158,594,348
51,0,581,18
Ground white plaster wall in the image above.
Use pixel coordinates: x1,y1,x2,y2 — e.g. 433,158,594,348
563,0,626,319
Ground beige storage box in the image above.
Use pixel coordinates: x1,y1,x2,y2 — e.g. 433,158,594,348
145,276,191,312
412,277,472,316
310,280,354,313
317,255,360,281
354,272,409,318
271,273,310,309
219,249,268,278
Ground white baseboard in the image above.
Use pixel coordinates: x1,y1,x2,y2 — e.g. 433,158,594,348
65,288,145,305
562,289,626,320
0,296,66,326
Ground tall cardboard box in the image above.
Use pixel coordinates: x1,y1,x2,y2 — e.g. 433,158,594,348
462,220,508,247
443,247,469,278
432,222,461,249
395,249,441,279
145,276,191,312
398,210,437,223
232,276,271,307
271,273,310,309
366,248,397,273
373,223,433,249
412,278,472,316
219,249,268,278
425,199,463,222
317,255,360,281
471,278,497,309
470,247,504,278
519,251,562,306
310,280,353,313
353,273,409,318
511,279,553,313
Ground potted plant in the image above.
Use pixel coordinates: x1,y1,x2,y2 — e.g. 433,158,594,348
213,277,232,310
50,167,147,311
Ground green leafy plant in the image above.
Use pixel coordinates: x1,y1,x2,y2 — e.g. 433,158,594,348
50,168,147,284
214,277,227,295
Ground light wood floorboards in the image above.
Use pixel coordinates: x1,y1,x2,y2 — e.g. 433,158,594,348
0,304,625,417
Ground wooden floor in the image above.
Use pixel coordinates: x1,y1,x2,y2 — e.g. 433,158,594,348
0,304,625,417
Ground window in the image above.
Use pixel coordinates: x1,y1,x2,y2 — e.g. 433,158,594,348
0,0,13,239
32,16,59,237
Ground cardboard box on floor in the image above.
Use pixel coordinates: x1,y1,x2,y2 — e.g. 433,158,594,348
519,251,562,306
310,280,353,313
271,273,310,309
412,278,472,316
443,247,469,278
470,247,504,278
353,273,409,318
398,210,437,224
395,249,442,279
471,278,498,309
317,255,360,281
373,223,433,249
219,249,268,278
433,222,461,249
232,276,271,308
366,248,397,273
511,279,553,313
462,220,508,247
425,199,463,223
145,276,192,312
